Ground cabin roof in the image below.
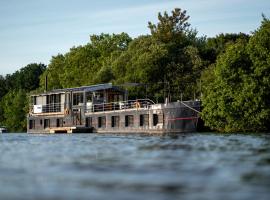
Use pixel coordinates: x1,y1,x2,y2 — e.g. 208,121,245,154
31,83,125,96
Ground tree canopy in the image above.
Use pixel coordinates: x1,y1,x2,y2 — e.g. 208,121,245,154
201,17,270,132
0,63,45,132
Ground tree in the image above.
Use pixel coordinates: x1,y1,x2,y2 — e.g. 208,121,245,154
148,8,190,43
40,33,132,89
201,17,270,132
148,8,203,101
112,36,168,99
0,63,45,131
205,33,250,63
1,90,28,132
202,40,252,131
5,63,46,92
246,16,270,130
40,54,65,91
0,75,7,99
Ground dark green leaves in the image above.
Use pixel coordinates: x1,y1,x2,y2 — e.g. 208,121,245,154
202,17,270,132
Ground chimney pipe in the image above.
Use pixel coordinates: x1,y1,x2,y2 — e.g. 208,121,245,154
45,75,48,92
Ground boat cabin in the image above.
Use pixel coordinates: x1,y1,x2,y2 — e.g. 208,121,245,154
30,83,126,115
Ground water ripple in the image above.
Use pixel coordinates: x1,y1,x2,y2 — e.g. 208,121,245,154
0,133,270,200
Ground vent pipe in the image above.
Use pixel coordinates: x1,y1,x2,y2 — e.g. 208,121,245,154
45,75,48,92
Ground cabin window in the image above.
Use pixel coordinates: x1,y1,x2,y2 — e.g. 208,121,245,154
44,119,50,128
153,114,163,126
86,92,92,102
94,92,104,103
40,120,43,125
153,114,158,126
86,117,92,127
46,94,61,104
98,116,106,128
29,120,35,129
73,93,84,106
111,116,120,127
125,115,134,127
46,94,61,112
140,114,149,126
57,118,63,127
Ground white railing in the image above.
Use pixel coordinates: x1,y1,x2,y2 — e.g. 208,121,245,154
86,99,155,113
30,103,64,114
30,99,155,114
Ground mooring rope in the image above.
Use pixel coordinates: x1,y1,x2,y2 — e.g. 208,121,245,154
180,101,201,114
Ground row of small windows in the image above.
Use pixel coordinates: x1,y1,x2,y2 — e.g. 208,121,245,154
95,114,161,128
29,118,62,129
29,114,162,130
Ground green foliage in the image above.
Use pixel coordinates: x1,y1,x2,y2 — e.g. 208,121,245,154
60,44,100,88
148,8,190,43
1,90,28,132
0,75,7,99
147,8,204,100
5,63,46,92
0,63,45,131
39,8,204,101
40,54,65,90
94,65,114,83
112,36,168,99
40,33,132,90
202,17,270,132
206,33,250,61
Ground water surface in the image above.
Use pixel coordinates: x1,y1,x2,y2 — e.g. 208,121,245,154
0,133,270,200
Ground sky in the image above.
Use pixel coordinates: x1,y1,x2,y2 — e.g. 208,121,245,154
0,0,269,76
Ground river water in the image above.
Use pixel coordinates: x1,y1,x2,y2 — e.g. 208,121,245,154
0,133,270,200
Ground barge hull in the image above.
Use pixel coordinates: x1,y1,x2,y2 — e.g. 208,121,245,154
27,101,200,134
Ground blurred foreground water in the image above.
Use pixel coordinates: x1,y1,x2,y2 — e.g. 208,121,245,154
0,133,270,200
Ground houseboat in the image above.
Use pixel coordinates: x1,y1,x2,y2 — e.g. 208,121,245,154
27,83,200,134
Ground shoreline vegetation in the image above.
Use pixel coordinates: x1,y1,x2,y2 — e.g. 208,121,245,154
0,8,269,133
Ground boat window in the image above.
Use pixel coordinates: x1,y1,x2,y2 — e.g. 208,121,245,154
73,93,84,106
29,120,35,129
153,114,163,126
153,114,158,126
44,119,50,128
57,118,63,127
47,94,61,104
125,115,134,127
111,116,120,127
140,114,149,126
86,92,92,103
40,120,43,125
86,117,92,127
98,116,106,128
93,92,104,104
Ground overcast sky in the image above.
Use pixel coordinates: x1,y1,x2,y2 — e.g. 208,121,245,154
0,0,269,76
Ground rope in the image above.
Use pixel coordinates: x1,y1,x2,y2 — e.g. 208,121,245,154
180,101,201,114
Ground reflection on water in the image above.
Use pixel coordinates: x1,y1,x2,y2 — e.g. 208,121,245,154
0,133,270,200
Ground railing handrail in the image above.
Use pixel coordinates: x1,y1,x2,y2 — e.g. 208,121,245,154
30,103,64,114
31,102,63,106
86,99,155,113
30,99,155,114
90,98,155,107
